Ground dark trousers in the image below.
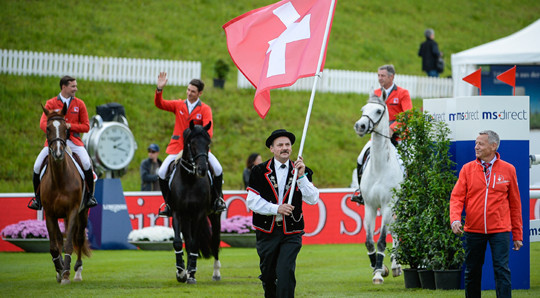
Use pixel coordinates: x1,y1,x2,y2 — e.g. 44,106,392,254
464,232,512,298
256,227,303,298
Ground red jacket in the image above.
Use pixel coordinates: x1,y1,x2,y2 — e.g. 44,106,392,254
40,96,90,147
450,153,523,241
374,85,412,131
154,91,213,155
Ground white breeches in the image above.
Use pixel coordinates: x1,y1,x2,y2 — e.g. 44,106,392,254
356,140,405,174
33,140,92,173
158,152,222,179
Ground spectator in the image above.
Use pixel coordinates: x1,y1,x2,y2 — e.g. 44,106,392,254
418,28,442,77
243,153,262,189
140,143,162,191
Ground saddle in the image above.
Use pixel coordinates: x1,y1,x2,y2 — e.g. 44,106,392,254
166,151,216,188
37,151,88,190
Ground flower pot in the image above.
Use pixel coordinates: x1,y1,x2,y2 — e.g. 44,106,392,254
434,269,462,290
418,269,436,290
3,238,50,253
213,78,225,89
129,241,173,251
402,268,421,288
220,233,256,248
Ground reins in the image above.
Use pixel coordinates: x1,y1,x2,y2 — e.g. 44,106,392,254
179,132,209,176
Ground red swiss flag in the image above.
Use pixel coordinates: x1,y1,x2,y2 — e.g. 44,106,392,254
223,0,336,118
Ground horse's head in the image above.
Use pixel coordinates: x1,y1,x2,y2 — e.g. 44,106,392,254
354,91,388,137
182,120,212,177
42,103,69,161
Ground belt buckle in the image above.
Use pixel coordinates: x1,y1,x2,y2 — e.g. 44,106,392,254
275,221,282,227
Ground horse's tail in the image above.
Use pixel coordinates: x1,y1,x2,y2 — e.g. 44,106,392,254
197,216,213,259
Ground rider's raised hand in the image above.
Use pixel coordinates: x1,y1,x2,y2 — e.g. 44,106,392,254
157,72,168,90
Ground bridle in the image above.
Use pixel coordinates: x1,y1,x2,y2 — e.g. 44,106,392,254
47,115,68,154
179,131,209,175
360,101,392,140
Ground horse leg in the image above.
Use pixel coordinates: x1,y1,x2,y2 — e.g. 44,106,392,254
73,213,88,282
209,213,221,281
172,215,187,283
61,210,78,285
364,206,385,284
390,229,402,277
45,217,63,283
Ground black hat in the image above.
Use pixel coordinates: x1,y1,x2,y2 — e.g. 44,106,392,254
265,129,296,148
147,143,160,152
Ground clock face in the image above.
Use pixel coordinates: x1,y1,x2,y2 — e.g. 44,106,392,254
96,123,136,170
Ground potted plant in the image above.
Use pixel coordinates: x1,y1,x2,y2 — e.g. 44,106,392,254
1,219,65,252
213,58,230,89
220,215,256,247
391,108,464,289
127,226,174,250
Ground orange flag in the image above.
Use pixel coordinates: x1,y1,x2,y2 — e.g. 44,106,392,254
462,68,482,95
496,65,517,95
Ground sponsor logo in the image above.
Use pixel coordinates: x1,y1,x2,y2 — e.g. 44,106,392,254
430,109,528,122
103,204,127,213
496,174,509,184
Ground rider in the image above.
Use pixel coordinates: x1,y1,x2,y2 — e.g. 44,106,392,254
28,75,98,210
154,72,226,217
351,65,412,205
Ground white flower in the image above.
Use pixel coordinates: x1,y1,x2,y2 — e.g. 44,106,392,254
128,226,174,242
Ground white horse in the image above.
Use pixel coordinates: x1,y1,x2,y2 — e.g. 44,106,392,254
354,91,403,284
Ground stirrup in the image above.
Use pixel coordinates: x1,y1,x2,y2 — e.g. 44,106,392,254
28,197,42,210
86,194,98,208
351,189,364,205
213,197,227,214
158,203,172,217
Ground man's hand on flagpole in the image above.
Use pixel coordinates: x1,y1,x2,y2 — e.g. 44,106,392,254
157,72,168,90
294,156,305,177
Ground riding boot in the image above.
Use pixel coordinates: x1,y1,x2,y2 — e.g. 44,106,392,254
83,169,98,209
351,162,364,205
28,172,42,210
212,174,226,214
158,178,172,217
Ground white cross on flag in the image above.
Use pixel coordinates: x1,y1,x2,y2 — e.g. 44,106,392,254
223,0,336,118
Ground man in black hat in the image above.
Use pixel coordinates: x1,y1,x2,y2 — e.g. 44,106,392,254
140,143,162,191
247,129,319,298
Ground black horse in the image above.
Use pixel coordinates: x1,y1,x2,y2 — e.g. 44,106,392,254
169,121,221,284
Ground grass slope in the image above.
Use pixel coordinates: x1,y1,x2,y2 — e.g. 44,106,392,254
0,243,538,296
0,0,539,191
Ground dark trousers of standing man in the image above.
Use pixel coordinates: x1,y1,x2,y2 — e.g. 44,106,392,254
256,226,303,298
464,232,512,298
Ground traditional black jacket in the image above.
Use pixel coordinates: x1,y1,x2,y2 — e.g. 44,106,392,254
247,158,314,234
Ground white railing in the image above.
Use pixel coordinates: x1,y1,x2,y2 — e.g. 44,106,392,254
237,69,453,98
0,49,201,86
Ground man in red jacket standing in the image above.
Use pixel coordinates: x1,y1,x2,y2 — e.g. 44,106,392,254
450,130,523,297
29,75,98,210
154,72,226,217
351,64,412,205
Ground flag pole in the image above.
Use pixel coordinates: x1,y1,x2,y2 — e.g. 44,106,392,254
287,0,335,205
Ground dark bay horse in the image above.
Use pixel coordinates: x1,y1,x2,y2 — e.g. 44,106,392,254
41,103,91,284
169,121,221,284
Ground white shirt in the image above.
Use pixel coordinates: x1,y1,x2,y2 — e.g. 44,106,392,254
187,98,200,114
383,83,395,97
246,159,319,218
59,93,71,107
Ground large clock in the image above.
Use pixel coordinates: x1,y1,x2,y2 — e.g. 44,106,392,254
84,115,137,173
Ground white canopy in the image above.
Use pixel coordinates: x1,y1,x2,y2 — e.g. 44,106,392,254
451,19,540,97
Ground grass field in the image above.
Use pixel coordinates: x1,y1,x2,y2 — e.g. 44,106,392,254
1,243,538,297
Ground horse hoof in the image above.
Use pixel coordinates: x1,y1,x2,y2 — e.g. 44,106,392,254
212,275,221,281
381,265,389,277
176,269,187,283
392,267,402,277
372,272,384,284
56,273,62,283
74,268,83,282
187,277,197,284
61,279,71,285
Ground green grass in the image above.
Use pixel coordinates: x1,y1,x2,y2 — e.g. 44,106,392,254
0,243,538,297
0,0,539,192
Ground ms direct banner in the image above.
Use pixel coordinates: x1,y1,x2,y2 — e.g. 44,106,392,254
424,96,530,290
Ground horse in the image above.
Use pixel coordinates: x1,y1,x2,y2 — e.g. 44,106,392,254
40,103,91,285
354,91,403,284
169,120,221,284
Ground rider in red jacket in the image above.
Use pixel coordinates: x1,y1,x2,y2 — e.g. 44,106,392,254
29,76,98,210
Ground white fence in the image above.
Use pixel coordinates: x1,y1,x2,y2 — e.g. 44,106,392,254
237,69,453,98
0,49,201,86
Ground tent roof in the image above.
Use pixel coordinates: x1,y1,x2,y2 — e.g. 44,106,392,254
452,19,540,66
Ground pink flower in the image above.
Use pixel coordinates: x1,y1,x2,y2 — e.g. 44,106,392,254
1,220,65,239
221,215,254,234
